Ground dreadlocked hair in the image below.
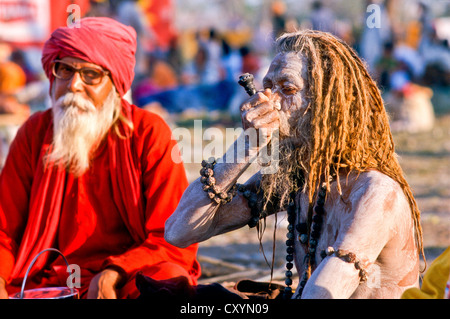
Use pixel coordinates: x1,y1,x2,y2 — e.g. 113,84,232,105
274,29,425,267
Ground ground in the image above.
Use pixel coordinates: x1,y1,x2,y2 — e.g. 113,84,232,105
178,112,450,288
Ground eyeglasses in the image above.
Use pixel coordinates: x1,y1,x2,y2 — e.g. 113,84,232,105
51,60,110,85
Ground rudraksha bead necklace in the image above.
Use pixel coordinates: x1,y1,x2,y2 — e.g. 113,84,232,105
283,171,305,299
290,181,328,298
283,192,297,298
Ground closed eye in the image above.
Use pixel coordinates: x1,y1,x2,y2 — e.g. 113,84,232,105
282,86,298,95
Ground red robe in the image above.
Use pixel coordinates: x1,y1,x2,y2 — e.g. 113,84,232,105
0,104,200,298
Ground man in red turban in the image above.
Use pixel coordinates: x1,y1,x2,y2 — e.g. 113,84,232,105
0,17,200,299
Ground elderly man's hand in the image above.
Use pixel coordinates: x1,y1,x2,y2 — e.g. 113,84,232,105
240,89,280,149
87,268,122,299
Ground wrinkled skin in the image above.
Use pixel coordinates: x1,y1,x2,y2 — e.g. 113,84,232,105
165,52,419,299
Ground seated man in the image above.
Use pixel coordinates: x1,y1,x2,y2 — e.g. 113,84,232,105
0,17,199,299
165,30,423,299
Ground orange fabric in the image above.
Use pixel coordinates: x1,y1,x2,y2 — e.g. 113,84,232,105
0,104,200,297
152,60,178,89
0,61,26,94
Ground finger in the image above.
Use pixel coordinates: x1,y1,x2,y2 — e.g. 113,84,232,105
264,118,281,137
243,102,275,123
258,115,280,132
240,91,271,112
263,88,272,99
252,110,280,129
259,120,281,146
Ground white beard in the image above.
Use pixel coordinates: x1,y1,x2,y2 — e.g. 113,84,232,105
260,108,311,208
46,89,119,176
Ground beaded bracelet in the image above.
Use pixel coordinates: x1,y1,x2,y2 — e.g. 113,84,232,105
321,247,368,282
236,184,266,228
200,158,238,205
199,158,265,228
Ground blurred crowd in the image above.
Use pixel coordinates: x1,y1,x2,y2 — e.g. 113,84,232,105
1,0,449,167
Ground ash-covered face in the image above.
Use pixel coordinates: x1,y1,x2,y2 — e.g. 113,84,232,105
259,51,312,208
262,51,309,138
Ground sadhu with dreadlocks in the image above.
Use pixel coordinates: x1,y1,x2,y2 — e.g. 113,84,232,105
165,30,423,299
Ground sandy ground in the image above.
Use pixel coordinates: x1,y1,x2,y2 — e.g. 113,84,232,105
181,114,450,286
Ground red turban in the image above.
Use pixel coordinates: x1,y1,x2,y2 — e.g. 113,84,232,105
41,17,137,98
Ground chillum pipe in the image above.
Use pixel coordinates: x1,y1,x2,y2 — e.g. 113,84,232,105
238,73,257,96
236,72,275,171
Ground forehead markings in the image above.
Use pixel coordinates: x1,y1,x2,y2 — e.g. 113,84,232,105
264,52,307,87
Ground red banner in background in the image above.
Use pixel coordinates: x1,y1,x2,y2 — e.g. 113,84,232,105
1,0,175,50
138,0,176,51
0,0,38,23
0,0,90,48
49,0,90,34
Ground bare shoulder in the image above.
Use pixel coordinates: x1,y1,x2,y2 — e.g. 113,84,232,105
345,170,405,197
335,170,410,218
325,170,413,257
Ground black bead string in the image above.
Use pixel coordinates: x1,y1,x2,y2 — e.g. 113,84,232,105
237,184,264,228
283,195,297,299
282,171,305,299
294,183,327,298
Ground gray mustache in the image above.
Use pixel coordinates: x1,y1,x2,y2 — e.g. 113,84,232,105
55,93,96,112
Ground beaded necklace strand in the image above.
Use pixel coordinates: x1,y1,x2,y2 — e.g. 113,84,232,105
285,181,327,299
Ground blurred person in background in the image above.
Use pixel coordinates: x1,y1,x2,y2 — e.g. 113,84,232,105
220,37,242,82
115,0,154,79
192,28,223,85
310,0,336,34
239,45,261,78
0,43,31,171
0,43,30,118
359,0,392,74
271,0,288,39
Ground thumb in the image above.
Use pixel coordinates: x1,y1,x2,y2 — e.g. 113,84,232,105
263,88,272,99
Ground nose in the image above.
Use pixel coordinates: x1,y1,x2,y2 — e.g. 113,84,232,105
271,90,282,110
271,86,282,99
271,88,281,98
67,71,84,92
